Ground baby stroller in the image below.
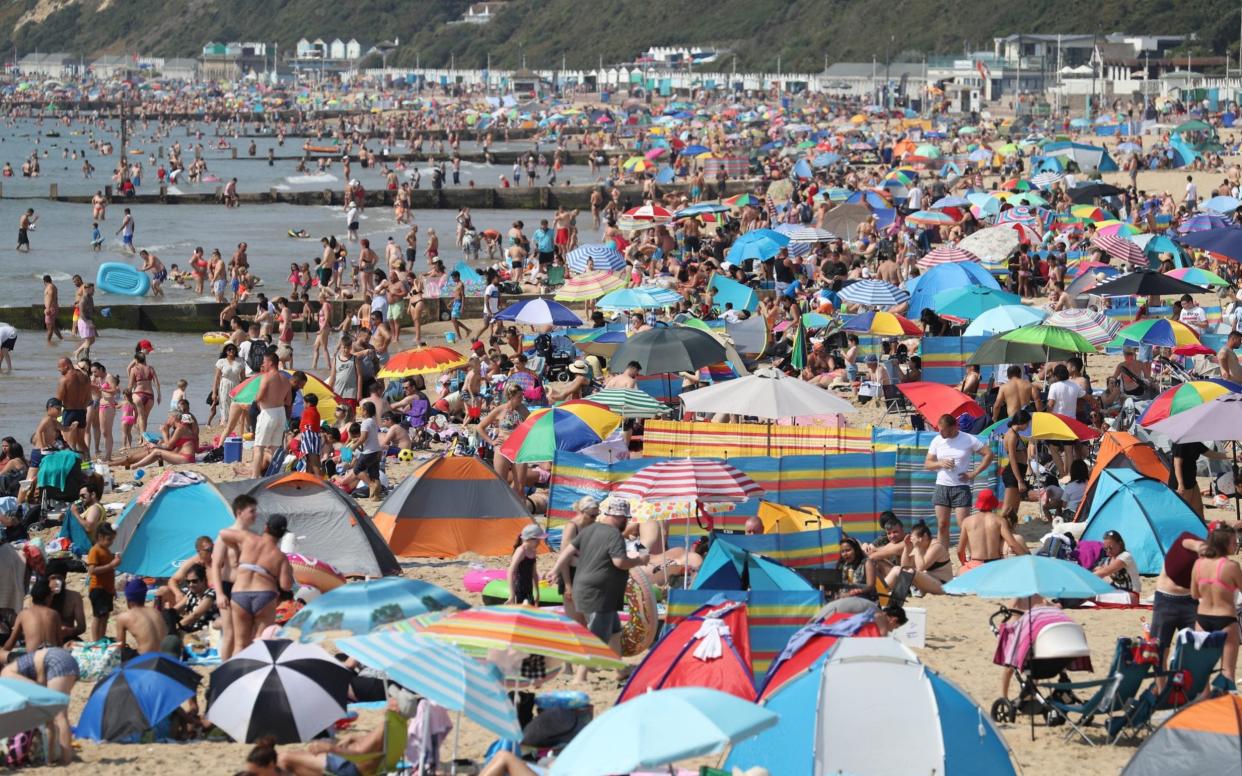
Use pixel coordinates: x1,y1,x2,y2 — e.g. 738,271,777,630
990,605,1093,737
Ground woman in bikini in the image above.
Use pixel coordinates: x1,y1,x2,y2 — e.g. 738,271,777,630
217,514,294,654
310,295,334,373
127,350,160,434
109,414,197,469
95,364,118,461
476,383,529,496
1191,524,1242,684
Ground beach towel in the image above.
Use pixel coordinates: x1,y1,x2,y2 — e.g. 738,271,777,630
35,450,80,493
136,470,205,505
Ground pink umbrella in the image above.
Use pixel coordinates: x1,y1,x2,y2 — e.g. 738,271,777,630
1092,233,1146,266
614,459,764,503
624,203,674,222
916,245,981,270
644,147,667,160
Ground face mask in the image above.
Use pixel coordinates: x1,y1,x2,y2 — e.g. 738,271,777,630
49,579,63,594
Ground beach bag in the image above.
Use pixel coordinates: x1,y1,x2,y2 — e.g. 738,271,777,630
246,338,269,375
1132,638,1161,666
1036,533,1076,562
72,640,121,681
0,728,43,768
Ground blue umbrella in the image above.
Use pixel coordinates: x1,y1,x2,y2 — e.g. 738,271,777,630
963,304,1048,335
932,195,972,208
728,236,785,261
597,286,682,311
734,228,790,247
0,679,68,739
932,285,1021,319
674,202,730,218
494,298,582,327
836,279,910,307
907,261,1001,319
566,243,625,273
812,152,840,167
550,688,778,776
681,144,710,156
337,631,521,740
75,654,200,741
281,578,468,642
1201,195,1242,214
944,555,1115,599
1177,227,1242,262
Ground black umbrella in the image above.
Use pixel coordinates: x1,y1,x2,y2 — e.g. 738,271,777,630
1088,270,1207,298
1068,183,1125,203
967,336,1081,366
611,326,726,375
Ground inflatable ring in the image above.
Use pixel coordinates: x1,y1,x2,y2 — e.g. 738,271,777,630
621,566,658,657
288,553,346,592
202,333,229,345
481,579,563,606
463,567,507,594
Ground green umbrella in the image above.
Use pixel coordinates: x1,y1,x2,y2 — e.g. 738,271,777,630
999,324,1095,354
588,388,669,419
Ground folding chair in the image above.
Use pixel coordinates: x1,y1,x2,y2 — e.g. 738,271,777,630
1108,629,1230,743
880,383,918,428
545,265,566,290
1044,636,1151,745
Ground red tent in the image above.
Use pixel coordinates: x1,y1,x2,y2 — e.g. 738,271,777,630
617,601,756,703
897,382,984,426
759,611,883,700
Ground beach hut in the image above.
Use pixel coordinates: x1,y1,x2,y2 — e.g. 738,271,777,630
1077,469,1206,575
217,472,399,578
372,455,537,557
726,637,1018,776
112,475,234,577
618,601,756,703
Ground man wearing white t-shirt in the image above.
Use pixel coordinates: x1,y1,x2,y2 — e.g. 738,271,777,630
924,414,994,544
1046,364,1085,478
1177,293,1207,336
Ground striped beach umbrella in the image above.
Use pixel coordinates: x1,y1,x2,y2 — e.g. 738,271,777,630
588,387,669,418
229,371,340,417
1093,233,1146,266
836,279,910,307
377,346,469,379
336,631,522,740
1165,267,1229,288
566,243,626,273
777,225,839,243
842,310,922,337
1111,318,1201,348
554,270,627,301
916,244,981,270
624,203,674,221
415,605,624,669
499,400,622,464
1044,309,1121,347
906,209,958,226
206,639,352,744
1139,380,1242,427
1031,171,1064,189
614,459,764,503
494,298,583,327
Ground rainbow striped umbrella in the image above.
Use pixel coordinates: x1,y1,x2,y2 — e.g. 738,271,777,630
1139,380,1242,426
413,605,624,669
1111,318,1201,348
1165,267,1229,288
1045,309,1121,347
377,346,469,378
554,271,627,301
980,412,1100,442
229,371,340,417
916,245,980,270
499,400,621,464
722,193,759,208
842,310,922,336
906,210,958,226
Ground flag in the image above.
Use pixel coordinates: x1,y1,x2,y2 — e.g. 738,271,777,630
975,59,991,82
789,310,807,371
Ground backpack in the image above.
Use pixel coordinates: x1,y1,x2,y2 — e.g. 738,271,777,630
1036,532,1076,562
246,338,269,375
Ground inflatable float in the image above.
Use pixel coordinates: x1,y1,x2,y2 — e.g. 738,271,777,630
202,333,230,345
481,579,563,606
288,229,310,239
303,144,342,154
288,553,346,592
464,567,507,593
95,262,150,296
621,566,658,657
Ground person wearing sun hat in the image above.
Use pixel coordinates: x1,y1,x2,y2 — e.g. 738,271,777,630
548,359,590,403
956,488,1028,572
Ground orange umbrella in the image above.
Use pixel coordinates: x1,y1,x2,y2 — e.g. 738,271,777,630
377,346,469,378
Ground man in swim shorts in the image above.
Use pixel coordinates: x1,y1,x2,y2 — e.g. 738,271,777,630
56,357,92,455
251,351,292,478
116,208,135,254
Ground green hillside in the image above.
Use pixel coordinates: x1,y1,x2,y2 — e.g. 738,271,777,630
3,0,1236,71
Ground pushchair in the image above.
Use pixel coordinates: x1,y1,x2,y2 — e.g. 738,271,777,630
989,605,1093,737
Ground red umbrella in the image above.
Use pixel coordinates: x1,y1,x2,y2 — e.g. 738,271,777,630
1092,233,1145,266
896,382,984,426
614,459,763,503
1174,343,1215,357
624,203,673,221
916,245,981,270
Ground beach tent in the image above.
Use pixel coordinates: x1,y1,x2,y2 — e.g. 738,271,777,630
449,260,486,293
693,538,813,592
372,455,536,557
726,637,1018,776
618,601,756,703
1073,432,1172,522
906,261,1000,319
1078,469,1206,575
113,477,234,577
217,473,399,578
1043,141,1119,173
821,204,872,239
760,610,884,698
1123,695,1242,776
709,273,759,313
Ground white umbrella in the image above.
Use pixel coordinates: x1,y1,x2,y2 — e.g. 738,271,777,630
679,366,854,420
959,225,1021,263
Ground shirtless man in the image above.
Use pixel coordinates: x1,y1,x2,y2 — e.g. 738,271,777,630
553,207,578,258
42,275,61,344
34,398,64,453
877,253,902,285
992,365,1043,422
1112,347,1152,398
115,577,167,659
251,352,292,478
210,495,255,660
73,282,97,360
16,208,35,252
604,360,641,390
957,489,1028,571
1218,330,1242,383
56,358,92,456
2,579,62,655
208,250,227,302
139,250,166,299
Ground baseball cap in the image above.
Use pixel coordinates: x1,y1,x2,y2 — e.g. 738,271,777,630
520,523,547,541
46,397,63,409
137,339,155,353
470,340,486,353
124,577,148,603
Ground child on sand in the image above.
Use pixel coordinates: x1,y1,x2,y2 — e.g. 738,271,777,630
507,524,545,605
85,523,120,642
120,389,138,448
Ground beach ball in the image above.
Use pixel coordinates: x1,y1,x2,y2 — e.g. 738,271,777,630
397,448,415,462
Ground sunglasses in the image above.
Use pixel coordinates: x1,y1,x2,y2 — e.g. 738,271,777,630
186,577,204,584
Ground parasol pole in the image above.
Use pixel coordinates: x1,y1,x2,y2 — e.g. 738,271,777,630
450,709,462,775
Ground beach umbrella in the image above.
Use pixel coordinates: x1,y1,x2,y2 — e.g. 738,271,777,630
1176,227,1242,262
565,243,626,273
722,192,760,208
726,638,1017,776
75,653,200,742
1093,234,1146,266
964,304,1048,336
1091,270,1214,298
414,605,624,669
959,225,1021,263
553,270,627,301
1139,380,1242,427
615,458,764,503
611,327,726,374
551,688,777,776
1165,267,1229,288
734,228,790,248
980,412,1100,442
0,679,68,740
679,366,854,420
836,279,910,307
1044,309,1121,348
493,298,582,327
1200,195,1242,214
336,631,521,740
281,578,468,642
575,328,628,358
377,346,469,379
1148,392,1242,444
842,310,922,337
967,333,1086,366
1174,343,1216,357
916,244,981,270
1000,324,1096,354
622,156,653,172
229,371,340,417
206,639,352,744
624,203,673,222
674,202,730,218
907,261,1001,318
1111,318,1201,348
897,382,984,426
1122,695,1242,776
906,209,958,227
777,225,838,243
728,235,786,261
932,286,1021,319
499,401,621,464
587,387,669,418
596,286,682,311
1030,171,1064,189
1176,213,1230,234
944,555,1115,599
